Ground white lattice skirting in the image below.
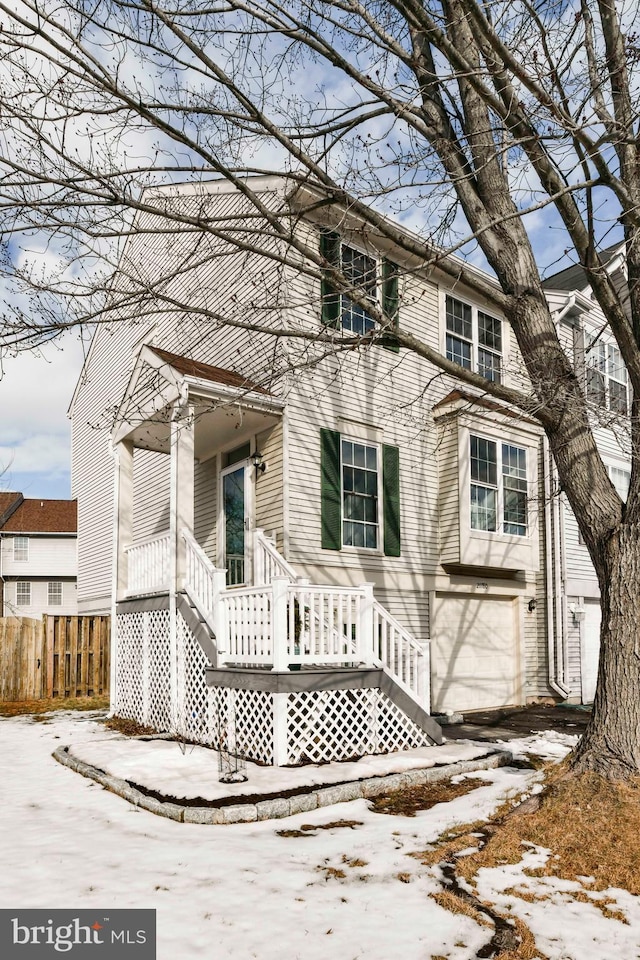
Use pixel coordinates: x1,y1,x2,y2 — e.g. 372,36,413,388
115,610,432,765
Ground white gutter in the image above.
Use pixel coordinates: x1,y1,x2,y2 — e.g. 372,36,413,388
543,435,571,698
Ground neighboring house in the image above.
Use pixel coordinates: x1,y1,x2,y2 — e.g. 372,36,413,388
0,493,78,618
542,245,631,704
68,177,625,762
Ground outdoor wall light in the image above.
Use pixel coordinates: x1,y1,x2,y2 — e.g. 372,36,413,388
528,598,537,612
251,451,266,475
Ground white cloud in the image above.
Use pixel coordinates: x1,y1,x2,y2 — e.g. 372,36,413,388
0,336,85,483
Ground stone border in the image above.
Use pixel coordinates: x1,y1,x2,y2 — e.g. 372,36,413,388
53,745,513,825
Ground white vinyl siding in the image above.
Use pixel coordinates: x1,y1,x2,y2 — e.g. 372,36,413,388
2,579,78,618
1,535,76,578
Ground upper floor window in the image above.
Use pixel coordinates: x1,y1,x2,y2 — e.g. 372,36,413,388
13,537,28,561
446,295,502,383
470,435,528,536
585,333,629,415
48,582,63,606
320,231,399,345
16,581,31,606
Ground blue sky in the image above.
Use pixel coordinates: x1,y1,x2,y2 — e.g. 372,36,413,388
0,337,86,501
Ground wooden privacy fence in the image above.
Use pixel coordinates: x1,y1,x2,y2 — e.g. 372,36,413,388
0,615,110,702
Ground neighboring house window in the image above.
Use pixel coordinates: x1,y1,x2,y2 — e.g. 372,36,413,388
13,536,29,561
320,429,400,555
445,295,502,382
48,582,63,606
609,465,631,501
585,333,629,414
320,231,399,349
16,582,31,606
470,435,528,536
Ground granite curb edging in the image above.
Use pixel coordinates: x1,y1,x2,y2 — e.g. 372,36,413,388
52,745,513,825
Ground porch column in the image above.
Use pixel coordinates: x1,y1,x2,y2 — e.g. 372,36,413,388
113,438,134,602
169,401,195,592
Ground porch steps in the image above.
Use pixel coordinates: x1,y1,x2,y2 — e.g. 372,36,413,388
177,591,218,667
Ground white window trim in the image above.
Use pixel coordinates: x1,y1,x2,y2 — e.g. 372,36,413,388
13,536,29,562
340,435,384,552
585,330,629,414
338,240,380,335
467,431,530,539
441,290,506,383
16,581,31,606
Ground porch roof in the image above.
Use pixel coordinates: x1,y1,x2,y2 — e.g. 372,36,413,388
112,344,284,454
148,347,271,396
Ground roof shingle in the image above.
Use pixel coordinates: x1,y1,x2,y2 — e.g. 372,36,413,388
0,498,77,533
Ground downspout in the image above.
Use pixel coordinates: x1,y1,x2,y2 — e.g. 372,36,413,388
543,435,571,698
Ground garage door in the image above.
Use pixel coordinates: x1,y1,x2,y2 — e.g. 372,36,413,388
432,595,519,713
581,600,601,704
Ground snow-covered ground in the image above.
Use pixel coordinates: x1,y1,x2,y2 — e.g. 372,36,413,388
1,711,639,960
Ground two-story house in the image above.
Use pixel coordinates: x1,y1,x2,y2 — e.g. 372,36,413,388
69,176,622,763
542,246,631,704
0,493,78,618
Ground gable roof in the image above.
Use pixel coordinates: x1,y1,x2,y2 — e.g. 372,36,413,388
0,498,77,534
0,492,23,526
148,346,271,395
542,244,623,292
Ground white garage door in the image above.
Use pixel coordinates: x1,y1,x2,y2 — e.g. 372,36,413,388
581,600,601,704
432,595,519,713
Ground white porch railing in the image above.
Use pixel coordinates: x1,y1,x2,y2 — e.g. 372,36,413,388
253,528,297,585
221,578,368,670
183,530,219,623
125,532,170,595
125,526,430,712
373,600,431,712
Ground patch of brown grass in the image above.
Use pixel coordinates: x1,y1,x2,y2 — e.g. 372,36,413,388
456,771,640,895
341,855,368,868
0,695,109,717
492,917,550,960
103,714,158,736
369,776,490,817
430,889,490,927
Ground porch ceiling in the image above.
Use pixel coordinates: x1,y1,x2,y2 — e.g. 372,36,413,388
127,393,282,456
113,343,284,453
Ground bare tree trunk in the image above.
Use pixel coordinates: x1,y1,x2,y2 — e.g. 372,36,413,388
572,524,640,777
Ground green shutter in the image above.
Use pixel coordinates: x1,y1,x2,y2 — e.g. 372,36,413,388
320,230,341,328
381,260,399,352
321,428,342,550
383,444,401,556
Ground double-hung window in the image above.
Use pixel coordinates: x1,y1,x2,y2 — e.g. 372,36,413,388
446,295,502,382
320,429,401,555
48,582,63,606
13,536,28,561
16,582,31,606
585,333,629,414
470,435,528,536
320,231,399,346
342,439,379,548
